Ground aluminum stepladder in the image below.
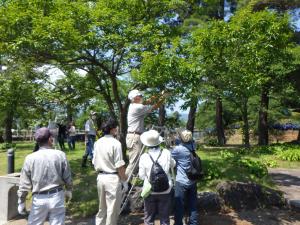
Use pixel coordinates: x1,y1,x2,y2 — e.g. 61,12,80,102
119,125,177,215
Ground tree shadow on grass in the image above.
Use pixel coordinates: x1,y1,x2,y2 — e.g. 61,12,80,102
67,158,98,218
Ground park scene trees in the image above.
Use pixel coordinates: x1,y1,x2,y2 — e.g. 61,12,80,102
1,0,300,224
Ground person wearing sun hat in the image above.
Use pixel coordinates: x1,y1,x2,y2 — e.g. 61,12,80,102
17,127,73,224
138,129,175,225
171,129,198,225
126,89,168,177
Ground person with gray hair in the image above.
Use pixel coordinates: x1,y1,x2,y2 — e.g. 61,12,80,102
17,127,73,225
171,129,198,225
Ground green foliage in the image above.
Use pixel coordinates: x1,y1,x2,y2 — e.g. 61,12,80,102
204,136,219,146
238,158,268,178
0,142,16,150
277,148,300,161
202,161,222,180
262,159,278,168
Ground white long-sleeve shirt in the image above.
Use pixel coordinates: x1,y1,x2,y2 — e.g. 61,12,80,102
139,147,175,194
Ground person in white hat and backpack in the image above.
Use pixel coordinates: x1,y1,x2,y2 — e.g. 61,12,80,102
138,129,175,225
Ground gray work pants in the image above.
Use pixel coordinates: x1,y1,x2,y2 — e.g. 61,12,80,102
28,190,65,225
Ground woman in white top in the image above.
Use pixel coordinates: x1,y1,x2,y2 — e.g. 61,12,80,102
139,130,176,225
67,121,76,150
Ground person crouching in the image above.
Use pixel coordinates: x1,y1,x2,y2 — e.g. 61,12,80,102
138,130,175,225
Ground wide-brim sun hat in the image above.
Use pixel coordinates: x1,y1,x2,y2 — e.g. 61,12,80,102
140,130,164,147
178,129,193,143
128,89,143,101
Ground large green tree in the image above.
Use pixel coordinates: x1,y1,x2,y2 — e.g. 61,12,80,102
0,0,187,151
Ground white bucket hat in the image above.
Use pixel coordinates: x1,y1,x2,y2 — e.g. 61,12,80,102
140,130,164,147
178,129,193,143
128,89,143,101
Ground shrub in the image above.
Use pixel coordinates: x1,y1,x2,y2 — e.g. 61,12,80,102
238,158,268,178
0,142,16,150
262,159,278,168
220,150,235,160
203,162,221,180
277,149,300,161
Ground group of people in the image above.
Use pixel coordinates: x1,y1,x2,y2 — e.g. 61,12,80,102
17,89,198,225
47,119,77,151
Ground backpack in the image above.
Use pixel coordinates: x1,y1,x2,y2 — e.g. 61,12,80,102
148,151,170,192
186,151,204,181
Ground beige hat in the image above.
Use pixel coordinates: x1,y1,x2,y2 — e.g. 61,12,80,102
140,130,164,147
128,89,143,101
179,129,193,143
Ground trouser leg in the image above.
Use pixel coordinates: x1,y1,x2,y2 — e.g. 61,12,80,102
48,191,65,225
187,183,198,225
144,195,157,225
105,176,122,225
174,182,186,225
125,134,142,177
28,195,49,225
158,193,171,225
96,175,107,225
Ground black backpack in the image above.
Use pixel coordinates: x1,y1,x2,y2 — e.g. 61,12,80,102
186,150,204,181
148,151,170,192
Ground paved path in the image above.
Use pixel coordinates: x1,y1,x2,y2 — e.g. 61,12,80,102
268,168,300,211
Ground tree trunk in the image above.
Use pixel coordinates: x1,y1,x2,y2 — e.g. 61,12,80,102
218,0,225,19
119,99,130,159
186,101,197,133
216,96,226,145
258,86,269,145
158,104,166,127
297,130,300,143
241,99,250,148
119,108,128,159
4,111,13,143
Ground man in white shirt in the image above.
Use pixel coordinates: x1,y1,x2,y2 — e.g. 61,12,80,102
126,90,167,177
93,118,128,225
82,111,97,167
18,127,72,225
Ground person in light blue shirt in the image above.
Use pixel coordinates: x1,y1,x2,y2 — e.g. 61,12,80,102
171,129,198,225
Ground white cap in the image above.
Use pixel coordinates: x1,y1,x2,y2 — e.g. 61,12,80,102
179,129,193,143
140,130,164,147
128,89,143,101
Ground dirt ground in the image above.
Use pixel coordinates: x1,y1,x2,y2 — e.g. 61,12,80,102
117,209,300,225
6,208,300,225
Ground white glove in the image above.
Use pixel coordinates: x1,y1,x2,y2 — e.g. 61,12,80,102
121,181,129,192
65,191,72,202
18,202,26,215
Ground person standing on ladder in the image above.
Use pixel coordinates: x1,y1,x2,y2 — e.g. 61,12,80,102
125,89,168,177
82,111,97,167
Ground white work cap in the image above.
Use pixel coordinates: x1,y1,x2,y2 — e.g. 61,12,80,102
128,89,143,100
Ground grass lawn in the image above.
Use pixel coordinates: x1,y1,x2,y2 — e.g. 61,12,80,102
0,141,299,218
0,141,98,217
